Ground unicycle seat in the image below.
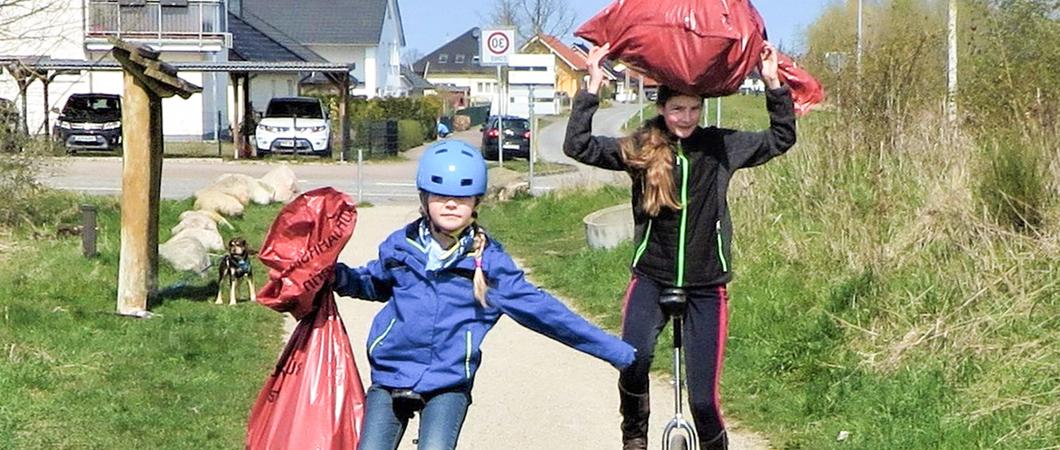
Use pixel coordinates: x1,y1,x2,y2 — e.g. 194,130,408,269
390,389,426,412
659,288,688,317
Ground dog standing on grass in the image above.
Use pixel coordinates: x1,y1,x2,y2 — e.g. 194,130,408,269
216,237,256,305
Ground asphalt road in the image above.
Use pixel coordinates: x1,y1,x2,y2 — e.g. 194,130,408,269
38,102,640,203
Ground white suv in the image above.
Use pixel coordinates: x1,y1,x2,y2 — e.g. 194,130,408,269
255,97,331,157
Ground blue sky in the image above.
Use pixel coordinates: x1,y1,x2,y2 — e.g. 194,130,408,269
398,0,833,57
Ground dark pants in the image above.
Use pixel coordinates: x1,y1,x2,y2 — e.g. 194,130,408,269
618,275,730,442
358,385,471,450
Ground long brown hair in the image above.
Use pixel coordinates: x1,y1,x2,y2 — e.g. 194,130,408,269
621,86,700,216
620,124,681,217
470,224,489,307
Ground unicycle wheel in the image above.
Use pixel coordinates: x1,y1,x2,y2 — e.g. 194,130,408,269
669,434,689,450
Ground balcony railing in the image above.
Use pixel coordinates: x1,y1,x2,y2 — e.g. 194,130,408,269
86,0,227,43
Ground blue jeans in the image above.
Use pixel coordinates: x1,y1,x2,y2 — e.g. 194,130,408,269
358,385,471,450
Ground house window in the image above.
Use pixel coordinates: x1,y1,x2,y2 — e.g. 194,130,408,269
438,54,448,63
455,54,465,64
472,56,480,65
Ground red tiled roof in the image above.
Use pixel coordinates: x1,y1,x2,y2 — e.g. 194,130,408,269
528,34,588,71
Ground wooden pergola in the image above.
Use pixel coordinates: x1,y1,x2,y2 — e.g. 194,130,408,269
1,56,354,159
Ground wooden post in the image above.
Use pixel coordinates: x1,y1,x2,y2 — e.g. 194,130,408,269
41,74,50,137
115,68,163,315
109,38,201,317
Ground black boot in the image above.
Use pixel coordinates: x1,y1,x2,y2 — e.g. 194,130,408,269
701,430,729,450
619,384,650,450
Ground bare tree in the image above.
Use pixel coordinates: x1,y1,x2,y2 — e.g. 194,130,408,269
401,48,424,67
0,0,66,43
485,0,577,43
520,0,576,40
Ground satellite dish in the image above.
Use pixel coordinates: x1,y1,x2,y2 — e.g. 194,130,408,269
472,28,481,39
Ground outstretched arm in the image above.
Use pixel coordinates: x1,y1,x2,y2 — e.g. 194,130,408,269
333,259,394,302
487,250,635,369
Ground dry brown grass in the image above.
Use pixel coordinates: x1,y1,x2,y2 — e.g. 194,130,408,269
731,101,1060,442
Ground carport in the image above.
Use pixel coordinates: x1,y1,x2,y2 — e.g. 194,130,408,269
0,56,356,159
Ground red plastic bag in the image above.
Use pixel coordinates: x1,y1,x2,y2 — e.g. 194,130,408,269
246,187,364,449
777,53,825,116
577,0,766,97
256,187,357,320
245,290,366,450
577,0,824,114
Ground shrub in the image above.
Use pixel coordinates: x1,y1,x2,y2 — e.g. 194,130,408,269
397,119,426,152
975,137,1051,231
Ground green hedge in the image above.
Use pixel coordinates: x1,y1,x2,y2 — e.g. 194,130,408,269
398,119,426,152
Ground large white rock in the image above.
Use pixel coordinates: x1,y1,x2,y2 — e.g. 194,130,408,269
170,227,224,252
159,236,210,274
178,210,233,230
193,189,245,217
260,165,299,203
218,173,275,205
200,175,251,205
172,214,218,235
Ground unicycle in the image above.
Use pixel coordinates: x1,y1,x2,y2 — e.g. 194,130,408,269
659,288,698,450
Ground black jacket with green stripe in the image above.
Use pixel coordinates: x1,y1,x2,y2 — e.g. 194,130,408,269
563,87,797,288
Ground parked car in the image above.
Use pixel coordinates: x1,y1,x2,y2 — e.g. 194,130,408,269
480,115,530,160
53,93,123,154
255,97,331,158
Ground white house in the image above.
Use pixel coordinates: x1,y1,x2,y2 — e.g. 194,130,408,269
0,0,406,141
235,0,406,100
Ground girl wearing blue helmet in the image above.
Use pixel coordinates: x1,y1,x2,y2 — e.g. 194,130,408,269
333,140,635,450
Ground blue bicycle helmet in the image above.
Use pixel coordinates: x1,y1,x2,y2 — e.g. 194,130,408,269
416,140,488,197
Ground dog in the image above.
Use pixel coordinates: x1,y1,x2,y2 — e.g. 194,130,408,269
215,237,256,305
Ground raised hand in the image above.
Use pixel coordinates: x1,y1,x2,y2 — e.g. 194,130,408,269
760,42,781,90
586,43,611,95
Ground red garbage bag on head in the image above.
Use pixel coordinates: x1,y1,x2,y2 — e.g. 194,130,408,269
577,0,824,114
247,187,364,450
256,187,358,320
576,0,767,97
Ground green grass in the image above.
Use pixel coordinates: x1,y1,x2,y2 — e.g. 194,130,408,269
164,141,233,158
623,93,770,131
487,160,577,176
0,192,286,449
478,97,1059,448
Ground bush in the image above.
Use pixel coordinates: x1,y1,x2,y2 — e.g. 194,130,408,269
975,137,1051,231
397,119,426,152
0,149,46,228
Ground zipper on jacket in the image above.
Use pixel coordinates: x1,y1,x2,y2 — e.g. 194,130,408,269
369,318,397,355
464,328,473,379
716,220,729,272
631,219,653,267
676,143,690,288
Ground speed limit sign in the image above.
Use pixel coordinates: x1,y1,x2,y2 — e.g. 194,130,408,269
480,28,515,66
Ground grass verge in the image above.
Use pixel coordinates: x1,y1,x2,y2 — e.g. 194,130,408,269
487,160,577,176
0,192,285,449
478,103,1058,448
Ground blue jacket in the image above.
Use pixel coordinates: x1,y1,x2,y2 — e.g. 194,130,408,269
334,219,636,394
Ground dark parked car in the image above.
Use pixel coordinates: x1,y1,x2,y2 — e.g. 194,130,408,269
53,93,122,154
480,115,530,160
